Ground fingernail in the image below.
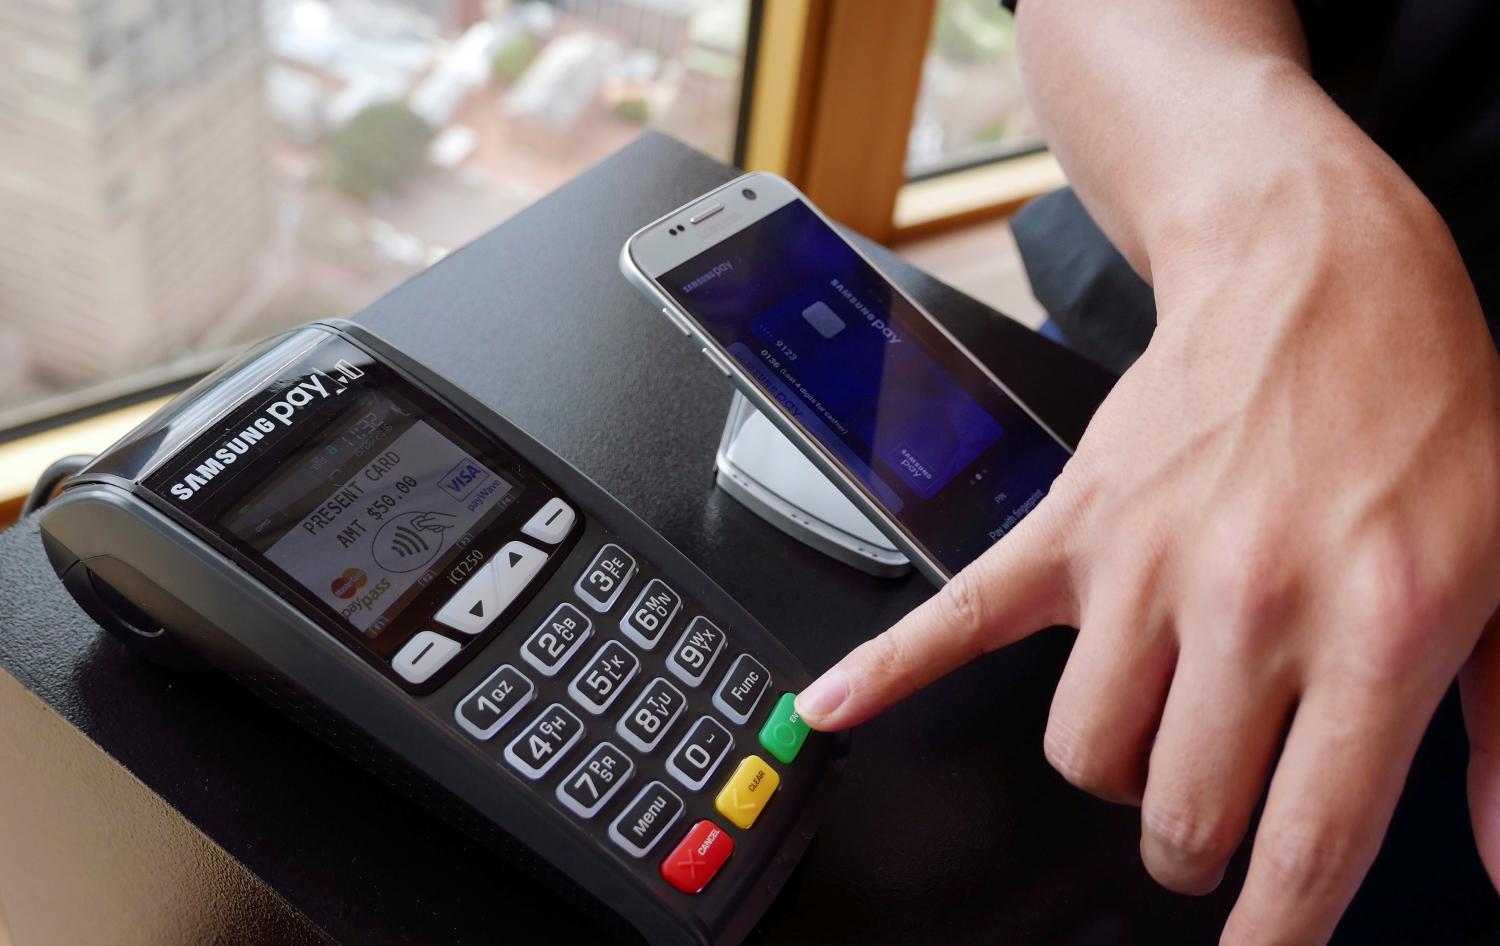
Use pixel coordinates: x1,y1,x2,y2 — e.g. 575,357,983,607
796,670,849,722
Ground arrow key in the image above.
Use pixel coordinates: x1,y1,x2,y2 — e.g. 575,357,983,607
434,541,548,636
434,559,502,635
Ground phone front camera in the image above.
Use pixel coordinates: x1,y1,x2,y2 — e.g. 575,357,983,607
742,188,757,201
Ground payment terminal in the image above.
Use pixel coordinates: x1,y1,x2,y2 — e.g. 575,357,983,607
35,320,846,946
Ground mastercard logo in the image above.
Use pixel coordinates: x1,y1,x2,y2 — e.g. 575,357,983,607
331,568,368,600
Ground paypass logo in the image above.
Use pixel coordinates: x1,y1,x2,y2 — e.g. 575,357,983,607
331,568,368,600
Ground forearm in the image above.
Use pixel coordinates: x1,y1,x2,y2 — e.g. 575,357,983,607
1014,0,1422,286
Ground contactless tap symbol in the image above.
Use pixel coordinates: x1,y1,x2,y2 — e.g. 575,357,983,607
372,510,454,573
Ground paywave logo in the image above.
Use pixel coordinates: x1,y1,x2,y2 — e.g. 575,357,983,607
168,362,362,502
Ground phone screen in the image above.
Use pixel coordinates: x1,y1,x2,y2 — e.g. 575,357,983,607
660,197,1070,575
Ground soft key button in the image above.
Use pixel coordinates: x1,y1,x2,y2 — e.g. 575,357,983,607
575,543,637,612
490,540,548,609
660,820,734,895
712,654,770,725
391,630,461,685
714,755,781,830
522,497,575,545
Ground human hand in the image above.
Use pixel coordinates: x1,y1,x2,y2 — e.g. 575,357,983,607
412,511,456,534
795,156,1500,942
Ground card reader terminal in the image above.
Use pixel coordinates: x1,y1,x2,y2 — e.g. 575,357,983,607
36,320,846,946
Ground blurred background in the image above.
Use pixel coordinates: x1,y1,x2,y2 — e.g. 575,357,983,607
0,0,1053,451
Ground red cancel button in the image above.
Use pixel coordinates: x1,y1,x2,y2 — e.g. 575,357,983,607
660,819,734,894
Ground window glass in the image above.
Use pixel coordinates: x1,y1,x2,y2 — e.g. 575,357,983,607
0,0,750,426
906,0,1042,178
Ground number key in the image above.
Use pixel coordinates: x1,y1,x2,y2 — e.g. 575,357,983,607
454,664,534,740
616,676,687,753
556,742,635,819
522,603,593,676
575,544,637,612
666,616,727,687
665,715,734,791
619,578,681,650
568,640,641,715
504,703,584,779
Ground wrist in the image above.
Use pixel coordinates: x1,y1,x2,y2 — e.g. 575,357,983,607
1135,63,1445,289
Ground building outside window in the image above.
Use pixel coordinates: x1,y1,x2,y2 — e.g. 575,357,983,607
0,0,751,427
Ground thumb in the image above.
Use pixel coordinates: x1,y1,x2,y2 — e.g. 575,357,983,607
1461,612,1500,892
795,510,1073,731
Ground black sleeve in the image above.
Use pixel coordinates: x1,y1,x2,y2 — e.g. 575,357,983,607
1011,187,1156,374
1002,0,1018,9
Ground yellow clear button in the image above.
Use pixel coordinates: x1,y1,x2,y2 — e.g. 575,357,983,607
714,755,781,830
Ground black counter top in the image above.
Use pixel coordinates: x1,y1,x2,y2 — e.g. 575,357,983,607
0,132,1492,945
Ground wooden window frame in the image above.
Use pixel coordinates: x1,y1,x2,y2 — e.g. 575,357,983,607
0,397,168,527
741,0,1060,245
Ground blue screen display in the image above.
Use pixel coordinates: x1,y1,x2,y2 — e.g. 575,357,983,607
662,198,1070,574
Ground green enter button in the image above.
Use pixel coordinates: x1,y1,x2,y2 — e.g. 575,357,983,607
758,692,810,764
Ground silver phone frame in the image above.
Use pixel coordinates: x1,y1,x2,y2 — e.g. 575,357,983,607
619,171,1072,585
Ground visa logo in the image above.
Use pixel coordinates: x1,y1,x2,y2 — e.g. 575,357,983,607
439,455,490,502
447,463,482,491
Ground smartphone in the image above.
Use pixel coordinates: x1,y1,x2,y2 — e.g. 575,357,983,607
620,172,1072,585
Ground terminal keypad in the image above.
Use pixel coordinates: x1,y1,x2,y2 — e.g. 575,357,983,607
449,527,810,900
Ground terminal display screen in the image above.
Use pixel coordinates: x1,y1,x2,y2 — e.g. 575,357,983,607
220,388,520,636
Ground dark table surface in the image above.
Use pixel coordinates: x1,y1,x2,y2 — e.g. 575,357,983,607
1,132,1495,945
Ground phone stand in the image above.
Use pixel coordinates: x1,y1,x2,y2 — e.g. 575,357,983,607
715,392,911,578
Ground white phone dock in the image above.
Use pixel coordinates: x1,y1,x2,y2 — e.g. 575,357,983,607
714,392,911,579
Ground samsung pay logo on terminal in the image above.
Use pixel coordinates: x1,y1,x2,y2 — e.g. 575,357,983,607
167,359,367,502
151,344,515,638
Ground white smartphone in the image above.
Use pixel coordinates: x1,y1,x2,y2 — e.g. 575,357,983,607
620,171,1071,585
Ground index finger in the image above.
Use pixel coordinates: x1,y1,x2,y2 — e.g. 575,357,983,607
794,508,1074,731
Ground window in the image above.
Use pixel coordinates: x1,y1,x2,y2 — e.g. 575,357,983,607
0,0,754,429
740,0,1061,244
906,0,1041,179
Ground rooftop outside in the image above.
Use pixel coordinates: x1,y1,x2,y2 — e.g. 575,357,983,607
0,0,750,427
